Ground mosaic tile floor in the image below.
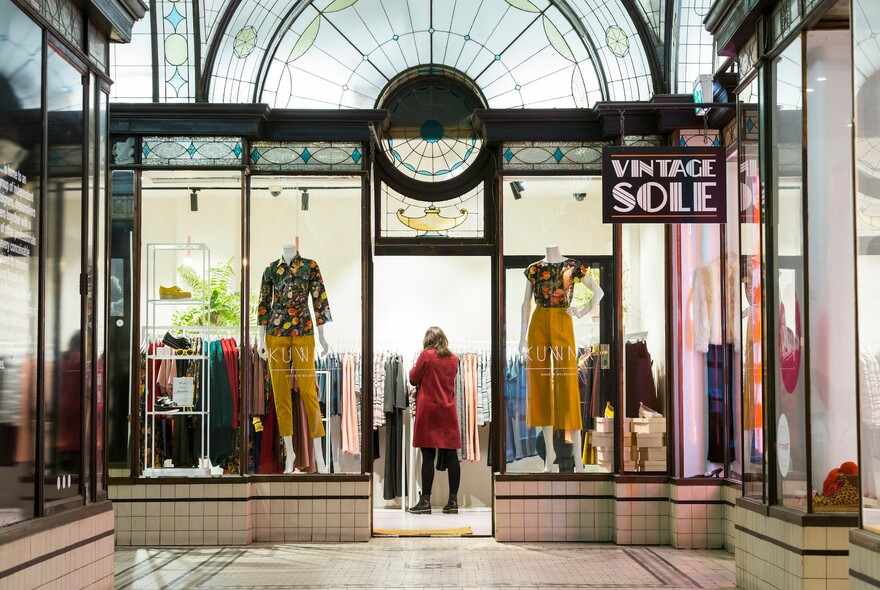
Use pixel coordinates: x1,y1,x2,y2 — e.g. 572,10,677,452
114,538,736,589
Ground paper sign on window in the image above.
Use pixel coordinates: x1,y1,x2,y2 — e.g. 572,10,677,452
172,377,194,406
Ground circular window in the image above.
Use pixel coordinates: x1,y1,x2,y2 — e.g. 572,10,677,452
378,68,485,183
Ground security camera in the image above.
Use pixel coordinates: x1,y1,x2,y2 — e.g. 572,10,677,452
269,185,282,197
573,192,587,202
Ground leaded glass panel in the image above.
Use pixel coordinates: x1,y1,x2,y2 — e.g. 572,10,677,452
500,141,607,172
380,182,484,239
156,0,198,102
142,136,245,166
249,141,364,171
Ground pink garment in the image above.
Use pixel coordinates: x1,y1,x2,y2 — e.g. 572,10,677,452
468,355,481,462
155,345,176,398
342,354,360,455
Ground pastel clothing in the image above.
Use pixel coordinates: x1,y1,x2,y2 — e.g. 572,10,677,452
258,255,332,337
409,349,461,450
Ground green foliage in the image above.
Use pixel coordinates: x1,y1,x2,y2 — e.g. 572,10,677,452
171,258,242,326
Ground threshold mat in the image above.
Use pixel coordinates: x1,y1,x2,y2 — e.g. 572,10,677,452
373,527,473,537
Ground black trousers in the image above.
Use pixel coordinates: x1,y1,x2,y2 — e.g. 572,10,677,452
420,448,460,496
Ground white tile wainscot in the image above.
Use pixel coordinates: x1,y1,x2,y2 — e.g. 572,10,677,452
668,479,725,549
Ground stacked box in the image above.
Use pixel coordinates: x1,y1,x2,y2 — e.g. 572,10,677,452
591,419,614,470
621,421,636,472
633,419,667,471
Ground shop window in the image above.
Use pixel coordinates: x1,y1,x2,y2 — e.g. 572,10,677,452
621,224,667,473
249,176,363,474
738,78,765,499
502,176,615,474
771,39,808,510
107,171,135,476
671,130,741,480
853,0,880,532
44,44,85,504
805,29,859,513
0,0,41,525
140,170,243,474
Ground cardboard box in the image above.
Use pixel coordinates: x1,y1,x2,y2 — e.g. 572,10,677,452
596,448,614,463
623,461,637,472
639,460,667,471
632,417,666,434
591,432,613,448
636,433,666,448
639,447,666,461
593,417,614,433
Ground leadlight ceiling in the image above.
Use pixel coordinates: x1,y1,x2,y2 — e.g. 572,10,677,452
209,0,658,107
109,0,718,109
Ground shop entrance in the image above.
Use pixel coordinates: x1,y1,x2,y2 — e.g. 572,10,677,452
371,256,494,536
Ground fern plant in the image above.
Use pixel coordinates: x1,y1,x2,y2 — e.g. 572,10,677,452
172,258,242,326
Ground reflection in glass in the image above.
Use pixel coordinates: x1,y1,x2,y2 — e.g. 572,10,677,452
0,0,41,526
805,29,859,513
45,45,84,502
772,39,808,509
739,78,764,498
854,0,880,532
107,171,135,474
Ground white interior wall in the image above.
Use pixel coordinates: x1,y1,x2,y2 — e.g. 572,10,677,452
806,29,858,488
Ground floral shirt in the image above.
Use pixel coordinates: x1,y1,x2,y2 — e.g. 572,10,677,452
258,255,332,337
525,258,588,308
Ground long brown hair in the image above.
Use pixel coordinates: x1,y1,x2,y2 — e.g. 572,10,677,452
422,326,452,357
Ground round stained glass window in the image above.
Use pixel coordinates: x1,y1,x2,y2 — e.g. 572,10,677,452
378,68,485,183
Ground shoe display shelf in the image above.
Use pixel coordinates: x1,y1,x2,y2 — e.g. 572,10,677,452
143,243,212,477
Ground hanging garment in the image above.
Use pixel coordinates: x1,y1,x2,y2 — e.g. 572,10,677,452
465,354,480,462
525,306,582,431
455,358,466,459
258,391,282,474
706,343,735,463
625,340,657,418
209,340,234,465
342,354,360,455
373,353,386,428
257,255,332,337
221,338,239,430
692,260,738,353
250,342,268,415
265,333,324,439
410,349,460,450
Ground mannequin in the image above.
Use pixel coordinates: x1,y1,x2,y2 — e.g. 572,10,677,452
258,243,331,473
518,246,604,472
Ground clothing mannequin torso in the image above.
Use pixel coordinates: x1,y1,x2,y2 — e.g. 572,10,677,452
282,244,297,263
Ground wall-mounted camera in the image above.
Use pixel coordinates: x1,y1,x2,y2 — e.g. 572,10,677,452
269,185,282,197
573,192,587,202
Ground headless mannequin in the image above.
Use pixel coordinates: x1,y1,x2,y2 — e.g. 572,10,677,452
518,246,604,472
258,243,330,473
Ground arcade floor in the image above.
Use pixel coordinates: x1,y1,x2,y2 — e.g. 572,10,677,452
114,537,737,589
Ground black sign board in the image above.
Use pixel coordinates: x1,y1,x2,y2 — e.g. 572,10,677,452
602,146,727,224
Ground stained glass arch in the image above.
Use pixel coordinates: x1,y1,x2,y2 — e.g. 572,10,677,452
206,0,660,107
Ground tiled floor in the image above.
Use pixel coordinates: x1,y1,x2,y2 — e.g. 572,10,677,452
114,538,736,589
374,508,493,536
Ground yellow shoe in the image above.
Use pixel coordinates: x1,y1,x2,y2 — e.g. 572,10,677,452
159,285,192,299
604,401,614,418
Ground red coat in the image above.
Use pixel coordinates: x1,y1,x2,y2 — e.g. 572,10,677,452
409,349,461,449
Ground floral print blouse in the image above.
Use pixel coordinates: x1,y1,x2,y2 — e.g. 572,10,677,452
525,258,588,308
258,255,332,337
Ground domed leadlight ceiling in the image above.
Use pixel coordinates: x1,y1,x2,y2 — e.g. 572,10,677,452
208,0,657,106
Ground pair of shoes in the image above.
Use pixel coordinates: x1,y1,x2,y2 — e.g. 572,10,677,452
159,285,192,300
155,396,180,412
409,493,431,514
442,493,458,514
162,332,191,350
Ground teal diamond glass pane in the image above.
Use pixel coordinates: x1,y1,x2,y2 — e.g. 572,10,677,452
187,142,197,157
165,4,185,32
233,143,242,158
301,148,311,163
143,144,151,157
504,148,514,163
251,148,261,163
553,148,564,163
351,148,362,163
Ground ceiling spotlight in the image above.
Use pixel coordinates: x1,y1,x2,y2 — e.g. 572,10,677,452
190,188,200,212
301,189,309,211
573,192,586,202
510,181,525,200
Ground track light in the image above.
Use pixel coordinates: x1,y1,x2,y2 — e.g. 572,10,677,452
190,188,199,212
301,189,309,211
510,181,525,200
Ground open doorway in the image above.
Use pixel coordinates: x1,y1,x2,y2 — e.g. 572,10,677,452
371,256,493,536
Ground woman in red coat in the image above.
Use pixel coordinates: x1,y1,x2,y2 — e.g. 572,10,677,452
408,326,461,514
